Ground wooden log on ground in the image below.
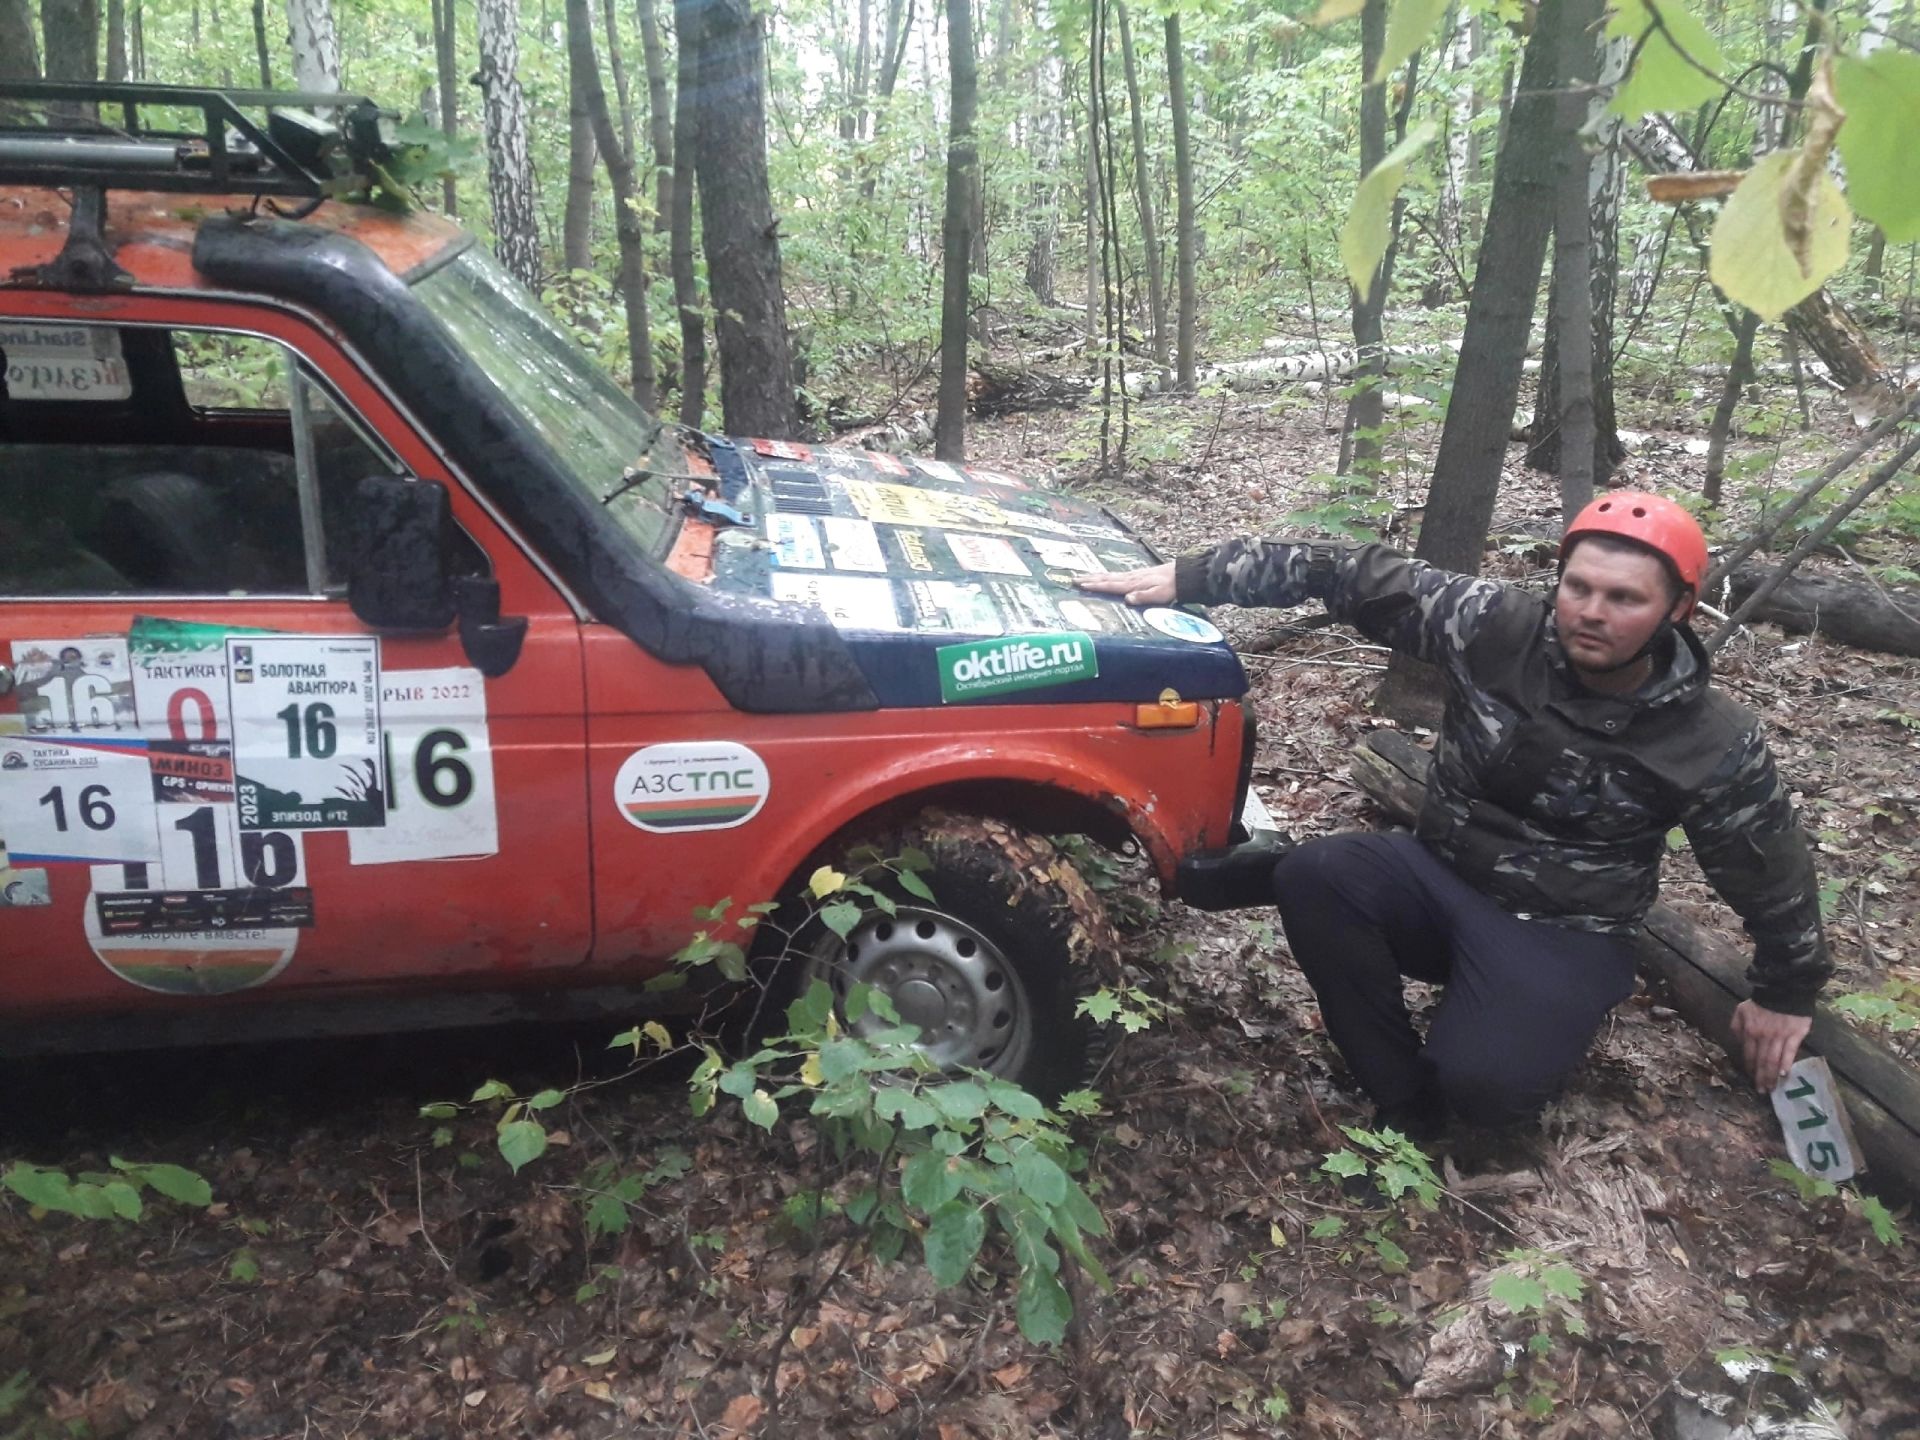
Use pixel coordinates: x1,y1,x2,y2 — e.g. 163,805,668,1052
1722,563,1920,659
967,361,1093,416
1350,728,1920,1201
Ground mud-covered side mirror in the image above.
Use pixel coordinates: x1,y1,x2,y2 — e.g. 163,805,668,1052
347,475,457,630
454,575,528,678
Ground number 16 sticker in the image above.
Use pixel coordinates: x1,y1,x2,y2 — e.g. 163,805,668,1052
349,667,498,865
227,636,384,831
0,735,162,865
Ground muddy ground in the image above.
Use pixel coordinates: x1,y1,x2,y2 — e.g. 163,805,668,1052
4,384,1919,1440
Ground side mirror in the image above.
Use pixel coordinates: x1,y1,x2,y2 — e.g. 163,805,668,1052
347,475,457,630
454,575,528,678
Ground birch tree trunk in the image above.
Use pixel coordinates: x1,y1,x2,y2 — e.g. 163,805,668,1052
432,0,459,214
0,0,41,79
285,0,342,92
1115,0,1167,380
1165,10,1197,392
677,0,796,437
934,0,979,460
566,0,655,410
476,0,544,290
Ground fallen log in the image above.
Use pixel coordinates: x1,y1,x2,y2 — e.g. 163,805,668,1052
967,362,1093,416
1721,563,1920,659
1350,728,1920,1201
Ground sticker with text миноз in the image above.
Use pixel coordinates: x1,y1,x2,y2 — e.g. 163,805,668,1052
227,635,384,831
130,614,277,805
937,632,1097,704
1141,607,1225,645
350,667,499,865
615,742,771,833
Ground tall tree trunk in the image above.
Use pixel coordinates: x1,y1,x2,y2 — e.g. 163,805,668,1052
563,31,599,273
41,0,99,87
1410,0,1567,573
477,0,544,289
637,0,674,233
934,0,978,460
433,0,460,214
1081,66,1098,341
1165,11,1197,393
1703,311,1759,506
677,0,795,437
668,3,704,426
1546,0,1600,526
1342,0,1390,478
130,0,143,75
1115,0,1167,378
567,0,655,410
602,0,637,166
0,0,42,78
251,0,271,87
285,0,341,91
106,0,126,79
860,0,913,203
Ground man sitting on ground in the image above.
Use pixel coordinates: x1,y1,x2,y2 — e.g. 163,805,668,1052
1080,493,1830,1137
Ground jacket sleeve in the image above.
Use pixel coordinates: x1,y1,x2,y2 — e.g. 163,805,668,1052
1172,539,1511,667
1679,722,1832,1015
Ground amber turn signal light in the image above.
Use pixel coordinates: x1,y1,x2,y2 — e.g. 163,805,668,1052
1133,690,1200,729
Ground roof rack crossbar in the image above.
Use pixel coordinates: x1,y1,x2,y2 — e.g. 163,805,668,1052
0,80,381,198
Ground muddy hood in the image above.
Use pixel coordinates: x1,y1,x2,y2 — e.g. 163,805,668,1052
687,437,1247,709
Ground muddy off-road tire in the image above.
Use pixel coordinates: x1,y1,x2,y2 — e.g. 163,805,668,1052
790,811,1120,1101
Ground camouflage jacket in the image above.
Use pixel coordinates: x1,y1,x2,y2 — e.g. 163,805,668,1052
1175,540,1831,1014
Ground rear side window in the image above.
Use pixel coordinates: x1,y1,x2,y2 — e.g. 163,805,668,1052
1,323,398,599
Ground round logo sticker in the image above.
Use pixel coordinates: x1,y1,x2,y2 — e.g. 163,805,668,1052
615,742,771,833
1141,607,1225,645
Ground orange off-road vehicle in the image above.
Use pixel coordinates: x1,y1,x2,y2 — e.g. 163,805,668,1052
0,84,1278,1093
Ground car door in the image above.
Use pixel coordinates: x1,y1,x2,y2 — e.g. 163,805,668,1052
0,300,591,1018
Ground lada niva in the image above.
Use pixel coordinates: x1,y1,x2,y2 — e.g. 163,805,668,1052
0,83,1277,1094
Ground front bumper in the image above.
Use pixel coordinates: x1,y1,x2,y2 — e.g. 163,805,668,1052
1174,831,1293,911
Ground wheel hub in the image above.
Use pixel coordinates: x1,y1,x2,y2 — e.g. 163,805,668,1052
810,905,1033,1077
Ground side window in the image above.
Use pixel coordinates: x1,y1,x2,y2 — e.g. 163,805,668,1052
1,323,404,599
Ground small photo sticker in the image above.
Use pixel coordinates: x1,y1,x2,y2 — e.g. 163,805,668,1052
615,742,771,833
1141,607,1225,645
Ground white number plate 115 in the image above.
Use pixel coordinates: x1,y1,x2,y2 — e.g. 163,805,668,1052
1770,1056,1860,1182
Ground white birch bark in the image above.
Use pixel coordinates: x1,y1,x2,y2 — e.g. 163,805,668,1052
284,0,341,92
476,0,542,288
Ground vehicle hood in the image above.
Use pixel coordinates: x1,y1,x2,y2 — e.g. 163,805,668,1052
684,436,1248,708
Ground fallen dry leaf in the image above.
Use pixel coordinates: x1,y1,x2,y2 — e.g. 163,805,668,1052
870,1384,899,1415
992,1361,1029,1389
719,1393,764,1433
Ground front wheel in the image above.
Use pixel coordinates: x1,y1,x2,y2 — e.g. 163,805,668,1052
794,812,1119,1100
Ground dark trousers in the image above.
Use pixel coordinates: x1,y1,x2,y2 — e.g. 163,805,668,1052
1272,832,1638,1128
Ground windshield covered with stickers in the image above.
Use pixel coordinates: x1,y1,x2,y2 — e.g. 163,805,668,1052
411,245,690,554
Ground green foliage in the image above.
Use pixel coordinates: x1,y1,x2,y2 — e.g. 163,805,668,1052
2,1158,212,1223
1767,1159,1905,1247
1606,0,1730,121
1832,50,1920,243
1708,150,1851,322
1320,1124,1442,1210
1830,980,1920,1036
1340,121,1438,300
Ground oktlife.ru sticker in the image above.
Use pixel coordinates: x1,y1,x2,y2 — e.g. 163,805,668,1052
937,632,1097,703
228,636,384,831
615,742,771,833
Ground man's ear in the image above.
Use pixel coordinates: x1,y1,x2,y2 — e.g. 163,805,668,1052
1670,588,1696,625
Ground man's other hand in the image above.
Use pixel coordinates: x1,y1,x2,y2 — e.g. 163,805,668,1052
1731,999,1813,1093
1076,561,1177,607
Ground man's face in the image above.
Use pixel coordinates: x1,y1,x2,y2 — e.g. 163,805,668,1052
1555,542,1689,675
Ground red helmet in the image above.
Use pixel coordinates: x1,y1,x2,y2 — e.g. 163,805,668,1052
1560,491,1709,613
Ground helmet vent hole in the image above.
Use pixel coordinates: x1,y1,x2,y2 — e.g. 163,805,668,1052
956,938,977,958
916,919,936,940
1631,506,1647,517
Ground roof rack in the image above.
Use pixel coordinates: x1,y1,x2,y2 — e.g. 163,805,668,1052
0,80,390,198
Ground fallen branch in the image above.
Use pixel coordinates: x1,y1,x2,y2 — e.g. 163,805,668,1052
1722,562,1920,658
1349,729,1920,1202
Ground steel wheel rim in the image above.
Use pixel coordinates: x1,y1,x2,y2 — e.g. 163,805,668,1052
807,905,1035,1077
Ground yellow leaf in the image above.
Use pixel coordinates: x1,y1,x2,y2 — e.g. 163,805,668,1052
808,865,847,898
1708,148,1851,321
1269,1221,1289,1249
1311,0,1365,23
1374,0,1450,85
1340,120,1439,301
583,1348,616,1366
642,1020,672,1051
800,1051,825,1087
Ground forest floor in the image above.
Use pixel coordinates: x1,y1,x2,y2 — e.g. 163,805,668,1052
5,374,1920,1440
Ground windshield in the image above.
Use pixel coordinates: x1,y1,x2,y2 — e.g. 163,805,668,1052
411,245,686,552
